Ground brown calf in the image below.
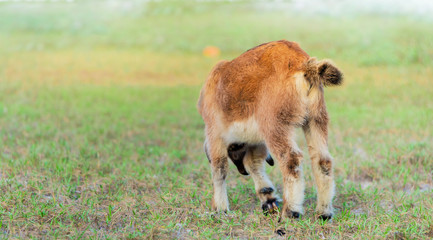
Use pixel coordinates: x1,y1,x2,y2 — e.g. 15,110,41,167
197,40,343,220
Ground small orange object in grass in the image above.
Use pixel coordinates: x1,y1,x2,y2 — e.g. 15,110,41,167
203,46,220,57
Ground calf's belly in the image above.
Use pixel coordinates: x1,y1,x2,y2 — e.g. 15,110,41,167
222,117,264,145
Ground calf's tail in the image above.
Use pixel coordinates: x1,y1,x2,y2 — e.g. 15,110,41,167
303,58,343,87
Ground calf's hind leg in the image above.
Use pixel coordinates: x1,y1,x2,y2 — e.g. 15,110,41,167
303,117,335,220
243,144,280,215
265,127,305,218
204,136,230,212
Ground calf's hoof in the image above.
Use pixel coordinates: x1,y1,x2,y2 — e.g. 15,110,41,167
280,207,302,220
286,210,301,219
319,214,332,221
261,198,280,216
275,229,286,236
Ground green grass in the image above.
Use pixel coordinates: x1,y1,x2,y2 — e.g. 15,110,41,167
0,1,432,239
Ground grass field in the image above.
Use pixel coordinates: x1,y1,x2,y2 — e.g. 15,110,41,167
0,1,432,239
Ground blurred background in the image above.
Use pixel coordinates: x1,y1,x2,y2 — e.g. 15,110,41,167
0,0,432,238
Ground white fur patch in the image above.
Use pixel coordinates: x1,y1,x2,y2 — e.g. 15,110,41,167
223,117,263,144
213,178,229,211
294,72,310,97
283,174,305,214
294,71,321,111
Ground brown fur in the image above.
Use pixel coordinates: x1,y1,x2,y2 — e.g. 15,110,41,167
198,40,343,218
287,151,302,178
319,157,332,176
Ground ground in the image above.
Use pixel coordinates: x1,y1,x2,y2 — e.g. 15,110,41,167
0,1,432,239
